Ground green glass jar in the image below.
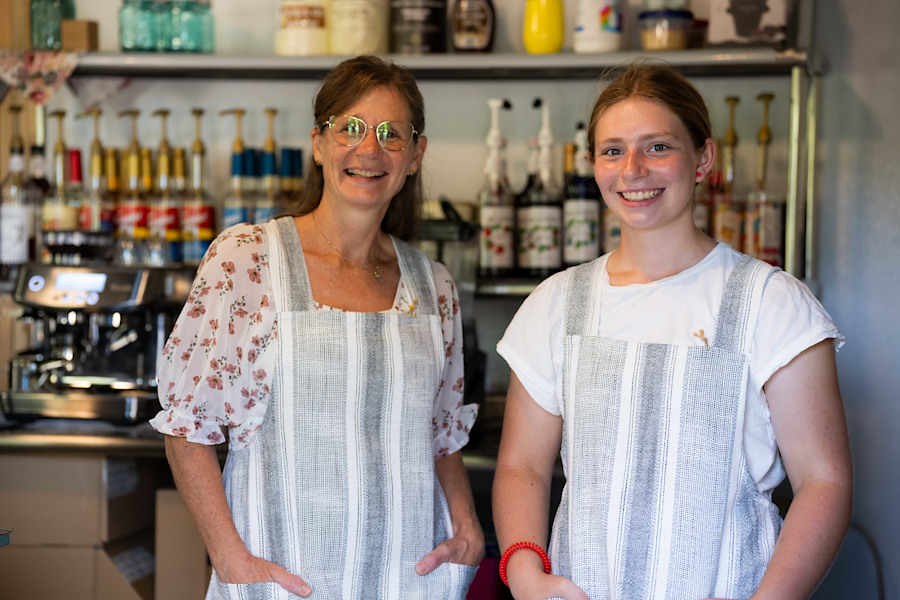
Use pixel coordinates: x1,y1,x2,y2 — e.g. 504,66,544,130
31,0,65,50
119,0,161,51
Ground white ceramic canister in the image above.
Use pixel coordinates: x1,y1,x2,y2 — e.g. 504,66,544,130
275,0,330,56
330,0,389,54
574,0,622,53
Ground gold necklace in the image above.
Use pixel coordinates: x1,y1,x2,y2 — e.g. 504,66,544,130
312,211,381,279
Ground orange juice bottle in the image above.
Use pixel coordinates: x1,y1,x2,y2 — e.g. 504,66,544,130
523,0,564,54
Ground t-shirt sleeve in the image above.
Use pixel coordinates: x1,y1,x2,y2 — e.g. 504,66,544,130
496,275,566,415
430,259,478,458
751,270,845,394
150,223,279,449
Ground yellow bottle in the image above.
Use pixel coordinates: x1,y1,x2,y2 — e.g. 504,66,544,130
523,0,564,54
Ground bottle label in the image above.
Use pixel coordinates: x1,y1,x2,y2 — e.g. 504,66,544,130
222,206,251,230
479,205,515,270
519,205,562,269
714,203,742,250
279,2,327,29
276,1,329,55
331,0,389,54
0,204,29,264
117,201,150,239
42,203,79,231
390,0,447,54
148,205,183,241
563,199,600,264
183,204,217,240
453,0,493,50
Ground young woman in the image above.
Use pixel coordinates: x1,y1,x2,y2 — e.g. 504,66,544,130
492,61,852,600
151,55,483,599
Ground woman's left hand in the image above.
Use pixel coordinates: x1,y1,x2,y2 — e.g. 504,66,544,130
415,524,485,574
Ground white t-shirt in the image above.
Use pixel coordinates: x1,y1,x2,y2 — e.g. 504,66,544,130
497,243,844,495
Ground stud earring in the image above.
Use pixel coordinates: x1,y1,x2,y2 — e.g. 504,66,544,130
408,170,416,177
696,171,702,177
315,159,322,166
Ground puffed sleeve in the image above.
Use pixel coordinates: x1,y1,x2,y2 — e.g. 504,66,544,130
430,260,478,458
150,223,279,449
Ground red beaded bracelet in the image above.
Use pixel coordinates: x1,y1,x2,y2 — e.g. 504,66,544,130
498,541,552,587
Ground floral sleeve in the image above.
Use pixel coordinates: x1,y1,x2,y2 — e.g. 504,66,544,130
149,223,279,449
427,260,479,459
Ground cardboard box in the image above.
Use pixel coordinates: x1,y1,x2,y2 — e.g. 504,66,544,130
0,454,168,546
0,533,154,600
62,19,99,51
0,0,31,50
154,489,210,600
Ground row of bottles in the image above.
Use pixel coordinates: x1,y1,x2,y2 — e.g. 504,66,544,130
275,0,496,56
0,105,303,280
477,91,785,281
477,97,613,280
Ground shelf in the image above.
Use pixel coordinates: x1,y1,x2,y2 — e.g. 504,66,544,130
71,48,812,81
476,279,541,296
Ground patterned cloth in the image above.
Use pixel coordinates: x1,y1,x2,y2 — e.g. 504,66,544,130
151,220,477,458
204,217,477,599
0,50,79,105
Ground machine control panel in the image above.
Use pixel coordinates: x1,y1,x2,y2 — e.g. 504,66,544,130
14,264,193,312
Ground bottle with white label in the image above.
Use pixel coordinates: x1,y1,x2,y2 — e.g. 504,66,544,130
275,0,330,56
574,0,622,53
478,98,515,278
331,0,388,54
563,123,601,266
1,105,29,284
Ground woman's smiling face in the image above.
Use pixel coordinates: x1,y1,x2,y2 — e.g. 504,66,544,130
312,86,426,215
592,96,714,234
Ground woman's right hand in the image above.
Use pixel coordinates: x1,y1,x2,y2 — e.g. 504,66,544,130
508,570,590,600
214,549,312,598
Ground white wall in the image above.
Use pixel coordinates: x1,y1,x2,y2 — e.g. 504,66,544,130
812,0,900,596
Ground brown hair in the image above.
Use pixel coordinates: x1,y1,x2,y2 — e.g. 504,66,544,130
286,55,426,241
587,60,712,160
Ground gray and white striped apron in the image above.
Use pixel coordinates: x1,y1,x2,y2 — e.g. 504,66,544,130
551,254,782,600
208,216,476,599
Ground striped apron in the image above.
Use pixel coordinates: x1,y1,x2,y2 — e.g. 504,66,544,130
207,216,476,599
551,255,782,600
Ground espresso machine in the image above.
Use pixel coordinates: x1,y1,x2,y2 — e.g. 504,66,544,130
1,263,193,424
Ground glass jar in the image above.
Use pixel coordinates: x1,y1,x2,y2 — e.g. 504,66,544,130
120,0,161,51
168,0,203,52
31,0,65,50
195,0,215,53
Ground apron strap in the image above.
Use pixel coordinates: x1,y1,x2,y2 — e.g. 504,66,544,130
564,257,607,337
393,237,439,317
268,215,316,312
711,254,780,354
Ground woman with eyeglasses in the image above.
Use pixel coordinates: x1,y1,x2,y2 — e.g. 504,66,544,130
151,55,483,599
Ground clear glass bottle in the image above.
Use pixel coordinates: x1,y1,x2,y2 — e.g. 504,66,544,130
1,106,30,284
182,109,216,266
563,123,601,266
115,110,149,265
478,98,515,279
146,109,181,265
25,145,51,264
42,111,79,234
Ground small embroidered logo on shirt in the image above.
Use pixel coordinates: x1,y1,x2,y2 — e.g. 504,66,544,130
693,329,709,350
408,298,419,318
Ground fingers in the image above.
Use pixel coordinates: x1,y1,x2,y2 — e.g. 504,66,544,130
415,541,455,575
267,563,312,598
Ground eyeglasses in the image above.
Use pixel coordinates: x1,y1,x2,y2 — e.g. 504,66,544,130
321,115,419,152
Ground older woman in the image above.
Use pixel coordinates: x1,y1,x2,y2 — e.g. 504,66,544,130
151,55,483,599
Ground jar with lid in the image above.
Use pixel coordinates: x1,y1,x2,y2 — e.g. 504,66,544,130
390,0,447,55
275,0,329,56
638,9,693,50
573,0,622,53
330,0,388,55
119,0,162,51
31,0,75,50
167,0,207,52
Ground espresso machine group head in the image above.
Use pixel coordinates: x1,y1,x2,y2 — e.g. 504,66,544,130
2,263,193,424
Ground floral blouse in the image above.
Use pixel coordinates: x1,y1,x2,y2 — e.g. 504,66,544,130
150,223,478,459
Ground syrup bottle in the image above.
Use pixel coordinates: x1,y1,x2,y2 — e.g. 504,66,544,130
451,0,495,53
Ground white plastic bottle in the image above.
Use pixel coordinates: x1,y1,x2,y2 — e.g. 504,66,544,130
574,0,622,53
330,0,388,55
275,0,330,56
